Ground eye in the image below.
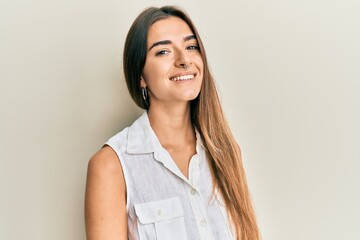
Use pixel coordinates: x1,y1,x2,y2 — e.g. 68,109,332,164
155,50,170,56
187,45,199,51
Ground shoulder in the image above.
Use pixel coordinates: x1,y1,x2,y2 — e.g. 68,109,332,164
85,147,128,239
86,146,126,198
86,146,126,202
88,146,122,175
106,127,130,152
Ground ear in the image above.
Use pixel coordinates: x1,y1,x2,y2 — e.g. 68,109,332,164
140,76,146,88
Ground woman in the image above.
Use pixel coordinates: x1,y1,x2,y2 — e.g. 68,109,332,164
85,6,259,240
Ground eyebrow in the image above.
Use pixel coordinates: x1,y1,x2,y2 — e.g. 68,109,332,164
148,35,197,51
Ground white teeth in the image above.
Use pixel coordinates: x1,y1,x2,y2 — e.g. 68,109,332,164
170,74,195,81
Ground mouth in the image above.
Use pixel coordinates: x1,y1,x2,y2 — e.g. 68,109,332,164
169,73,197,82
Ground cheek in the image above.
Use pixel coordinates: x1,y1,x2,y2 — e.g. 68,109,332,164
142,65,156,85
195,56,204,71
142,60,169,83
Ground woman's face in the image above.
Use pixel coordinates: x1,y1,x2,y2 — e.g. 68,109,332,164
141,16,204,106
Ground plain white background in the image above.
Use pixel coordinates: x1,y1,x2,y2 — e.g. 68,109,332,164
1,0,359,239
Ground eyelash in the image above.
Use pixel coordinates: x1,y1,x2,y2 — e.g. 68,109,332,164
187,45,199,51
155,45,199,56
155,50,170,56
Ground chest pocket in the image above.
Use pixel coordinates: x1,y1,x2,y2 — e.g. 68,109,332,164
134,197,187,240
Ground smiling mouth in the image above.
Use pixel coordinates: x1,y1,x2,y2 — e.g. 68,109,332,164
169,74,196,81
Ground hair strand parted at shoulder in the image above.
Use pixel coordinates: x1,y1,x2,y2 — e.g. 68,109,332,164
123,6,260,240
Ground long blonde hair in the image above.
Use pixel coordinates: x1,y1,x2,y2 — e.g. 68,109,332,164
123,6,260,240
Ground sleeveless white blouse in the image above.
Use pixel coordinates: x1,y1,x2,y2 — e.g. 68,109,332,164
105,112,234,240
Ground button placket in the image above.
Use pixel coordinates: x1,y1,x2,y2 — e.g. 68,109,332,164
186,153,214,240
189,155,200,190
200,219,207,227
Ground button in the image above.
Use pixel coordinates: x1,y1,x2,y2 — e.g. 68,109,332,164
200,219,207,227
157,209,162,216
190,188,196,195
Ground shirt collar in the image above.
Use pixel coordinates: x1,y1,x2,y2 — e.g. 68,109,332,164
126,112,158,154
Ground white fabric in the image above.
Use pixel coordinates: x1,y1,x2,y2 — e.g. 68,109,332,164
105,112,234,240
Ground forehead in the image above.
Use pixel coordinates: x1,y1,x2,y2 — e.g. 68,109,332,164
147,16,194,44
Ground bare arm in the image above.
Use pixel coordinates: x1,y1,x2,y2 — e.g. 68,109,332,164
85,146,128,240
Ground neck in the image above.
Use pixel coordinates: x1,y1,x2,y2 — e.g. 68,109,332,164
147,102,195,148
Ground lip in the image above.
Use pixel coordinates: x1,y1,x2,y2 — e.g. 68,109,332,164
169,71,197,81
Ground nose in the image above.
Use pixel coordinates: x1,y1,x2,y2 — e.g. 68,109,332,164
174,48,191,69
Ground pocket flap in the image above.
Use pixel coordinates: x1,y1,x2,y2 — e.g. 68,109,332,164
134,197,184,224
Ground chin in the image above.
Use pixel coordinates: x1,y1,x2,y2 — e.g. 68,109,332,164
182,92,200,101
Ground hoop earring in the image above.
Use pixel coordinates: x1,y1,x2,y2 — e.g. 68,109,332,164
141,87,148,105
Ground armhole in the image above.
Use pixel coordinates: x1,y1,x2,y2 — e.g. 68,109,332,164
102,142,131,213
